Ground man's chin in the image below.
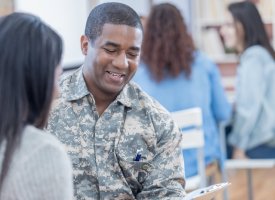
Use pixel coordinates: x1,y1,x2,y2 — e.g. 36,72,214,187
104,86,124,96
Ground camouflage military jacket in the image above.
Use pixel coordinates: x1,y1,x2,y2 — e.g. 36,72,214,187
47,68,186,200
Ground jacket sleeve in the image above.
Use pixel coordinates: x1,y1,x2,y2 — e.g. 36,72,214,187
136,109,186,199
228,55,265,150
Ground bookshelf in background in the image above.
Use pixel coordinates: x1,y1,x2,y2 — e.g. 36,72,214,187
193,0,274,58
0,0,14,15
191,0,275,102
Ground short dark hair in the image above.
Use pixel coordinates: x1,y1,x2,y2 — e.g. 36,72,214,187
228,1,275,58
85,2,143,43
0,12,63,190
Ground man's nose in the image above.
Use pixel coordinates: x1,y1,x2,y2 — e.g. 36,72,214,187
112,52,129,69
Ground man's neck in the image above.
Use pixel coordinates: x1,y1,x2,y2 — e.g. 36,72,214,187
82,68,117,116
93,94,115,116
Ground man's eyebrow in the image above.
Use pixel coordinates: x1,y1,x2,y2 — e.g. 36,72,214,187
129,46,140,52
103,41,120,48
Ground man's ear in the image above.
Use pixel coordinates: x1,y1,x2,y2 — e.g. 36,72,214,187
80,35,89,55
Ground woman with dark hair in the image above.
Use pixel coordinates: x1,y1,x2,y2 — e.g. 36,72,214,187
220,1,275,159
0,13,73,199
133,3,231,178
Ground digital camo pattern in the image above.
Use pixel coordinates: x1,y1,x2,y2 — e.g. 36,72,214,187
47,68,186,200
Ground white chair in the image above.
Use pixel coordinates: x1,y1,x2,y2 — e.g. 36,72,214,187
171,107,206,191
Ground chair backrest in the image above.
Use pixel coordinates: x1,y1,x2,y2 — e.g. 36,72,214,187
171,107,206,189
171,107,204,149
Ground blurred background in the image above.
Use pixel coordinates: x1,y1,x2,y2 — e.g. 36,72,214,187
1,0,274,199
1,0,274,103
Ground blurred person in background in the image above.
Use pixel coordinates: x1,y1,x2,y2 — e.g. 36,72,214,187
220,1,275,159
0,12,73,200
133,3,231,179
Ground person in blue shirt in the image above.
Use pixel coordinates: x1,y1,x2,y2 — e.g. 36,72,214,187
133,3,232,178
220,1,275,159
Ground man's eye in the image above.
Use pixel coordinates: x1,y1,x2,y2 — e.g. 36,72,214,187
127,52,138,58
104,48,116,53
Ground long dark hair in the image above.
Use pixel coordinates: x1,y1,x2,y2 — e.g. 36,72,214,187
141,3,195,82
0,12,63,190
228,1,275,59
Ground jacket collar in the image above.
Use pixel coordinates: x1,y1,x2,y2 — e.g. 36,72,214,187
63,67,135,109
63,67,90,101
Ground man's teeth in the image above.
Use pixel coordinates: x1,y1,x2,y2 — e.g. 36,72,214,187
108,71,123,77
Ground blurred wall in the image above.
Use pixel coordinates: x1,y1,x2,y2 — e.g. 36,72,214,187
97,0,151,16
14,0,89,68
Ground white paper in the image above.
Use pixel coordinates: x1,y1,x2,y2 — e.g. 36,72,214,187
185,182,231,200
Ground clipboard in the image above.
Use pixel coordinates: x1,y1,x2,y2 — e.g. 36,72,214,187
185,182,231,200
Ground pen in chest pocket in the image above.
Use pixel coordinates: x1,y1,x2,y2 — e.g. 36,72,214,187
134,149,142,161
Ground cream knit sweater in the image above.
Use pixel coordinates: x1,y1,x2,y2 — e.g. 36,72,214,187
0,125,73,200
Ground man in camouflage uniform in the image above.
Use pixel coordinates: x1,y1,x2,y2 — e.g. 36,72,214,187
47,2,186,199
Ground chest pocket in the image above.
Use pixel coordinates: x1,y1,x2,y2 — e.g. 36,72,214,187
116,154,154,196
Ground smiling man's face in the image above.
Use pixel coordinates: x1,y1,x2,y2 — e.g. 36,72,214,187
81,23,143,98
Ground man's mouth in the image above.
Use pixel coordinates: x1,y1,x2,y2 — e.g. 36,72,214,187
106,71,125,78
